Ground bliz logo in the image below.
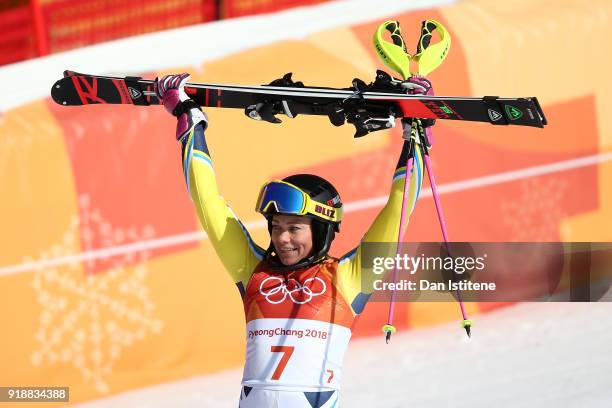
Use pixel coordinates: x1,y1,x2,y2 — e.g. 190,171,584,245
128,87,142,99
315,205,335,218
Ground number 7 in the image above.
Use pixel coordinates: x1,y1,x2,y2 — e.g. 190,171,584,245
270,345,295,380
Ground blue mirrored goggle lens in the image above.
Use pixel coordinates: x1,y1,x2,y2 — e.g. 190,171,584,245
258,183,306,214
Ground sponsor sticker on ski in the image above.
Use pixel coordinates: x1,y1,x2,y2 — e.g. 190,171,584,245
488,109,502,122
505,105,523,120
422,101,460,119
129,87,142,99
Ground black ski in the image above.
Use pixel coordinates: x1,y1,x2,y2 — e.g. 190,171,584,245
51,70,547,135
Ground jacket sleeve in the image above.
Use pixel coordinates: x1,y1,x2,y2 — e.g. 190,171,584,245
180,122,264,296
337,136,424,314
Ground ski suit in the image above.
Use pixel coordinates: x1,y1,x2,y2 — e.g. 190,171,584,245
180,122,423,408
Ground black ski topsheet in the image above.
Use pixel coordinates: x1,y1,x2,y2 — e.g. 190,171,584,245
51,71,547,128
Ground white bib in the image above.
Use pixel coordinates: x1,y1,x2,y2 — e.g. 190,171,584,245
242,318,352,391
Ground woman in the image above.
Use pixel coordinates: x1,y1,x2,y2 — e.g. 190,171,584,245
155,73,428,407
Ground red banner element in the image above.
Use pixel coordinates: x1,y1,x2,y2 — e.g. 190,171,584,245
47,92,200,274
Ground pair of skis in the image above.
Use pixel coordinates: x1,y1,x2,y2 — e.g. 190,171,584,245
51,45,546,139
51,71,546,133
50,19,549,340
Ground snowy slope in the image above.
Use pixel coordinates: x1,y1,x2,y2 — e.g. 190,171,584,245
74,302,612,407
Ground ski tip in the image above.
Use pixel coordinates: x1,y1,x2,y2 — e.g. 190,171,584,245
63,70,84,78
382,324,396,343
531,96,548,126
50,78,67,106
461,319,473,338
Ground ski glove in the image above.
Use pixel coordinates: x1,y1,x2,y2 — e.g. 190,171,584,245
401,76,435,147
154,73,208,141
404,75,436,131
402,75,434,96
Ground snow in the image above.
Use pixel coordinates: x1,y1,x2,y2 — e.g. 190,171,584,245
74,302,612,407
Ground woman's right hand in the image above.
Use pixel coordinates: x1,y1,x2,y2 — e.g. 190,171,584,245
154,73,207,141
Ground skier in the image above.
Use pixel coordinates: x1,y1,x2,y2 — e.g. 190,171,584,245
155,73,430,407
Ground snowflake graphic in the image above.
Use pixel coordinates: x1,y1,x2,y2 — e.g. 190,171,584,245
29,194,163,394
502,177,568,241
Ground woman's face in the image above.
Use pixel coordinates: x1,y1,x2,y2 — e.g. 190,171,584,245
270,214,313,266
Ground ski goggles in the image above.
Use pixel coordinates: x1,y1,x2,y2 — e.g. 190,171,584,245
256,181,342,223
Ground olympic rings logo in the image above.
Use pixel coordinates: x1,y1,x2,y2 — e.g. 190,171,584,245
259,276,327,304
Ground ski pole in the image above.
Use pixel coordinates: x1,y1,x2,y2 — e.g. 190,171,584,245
382,119,419,343
418,120,472,337
374,19,420,343
373,19,471,341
